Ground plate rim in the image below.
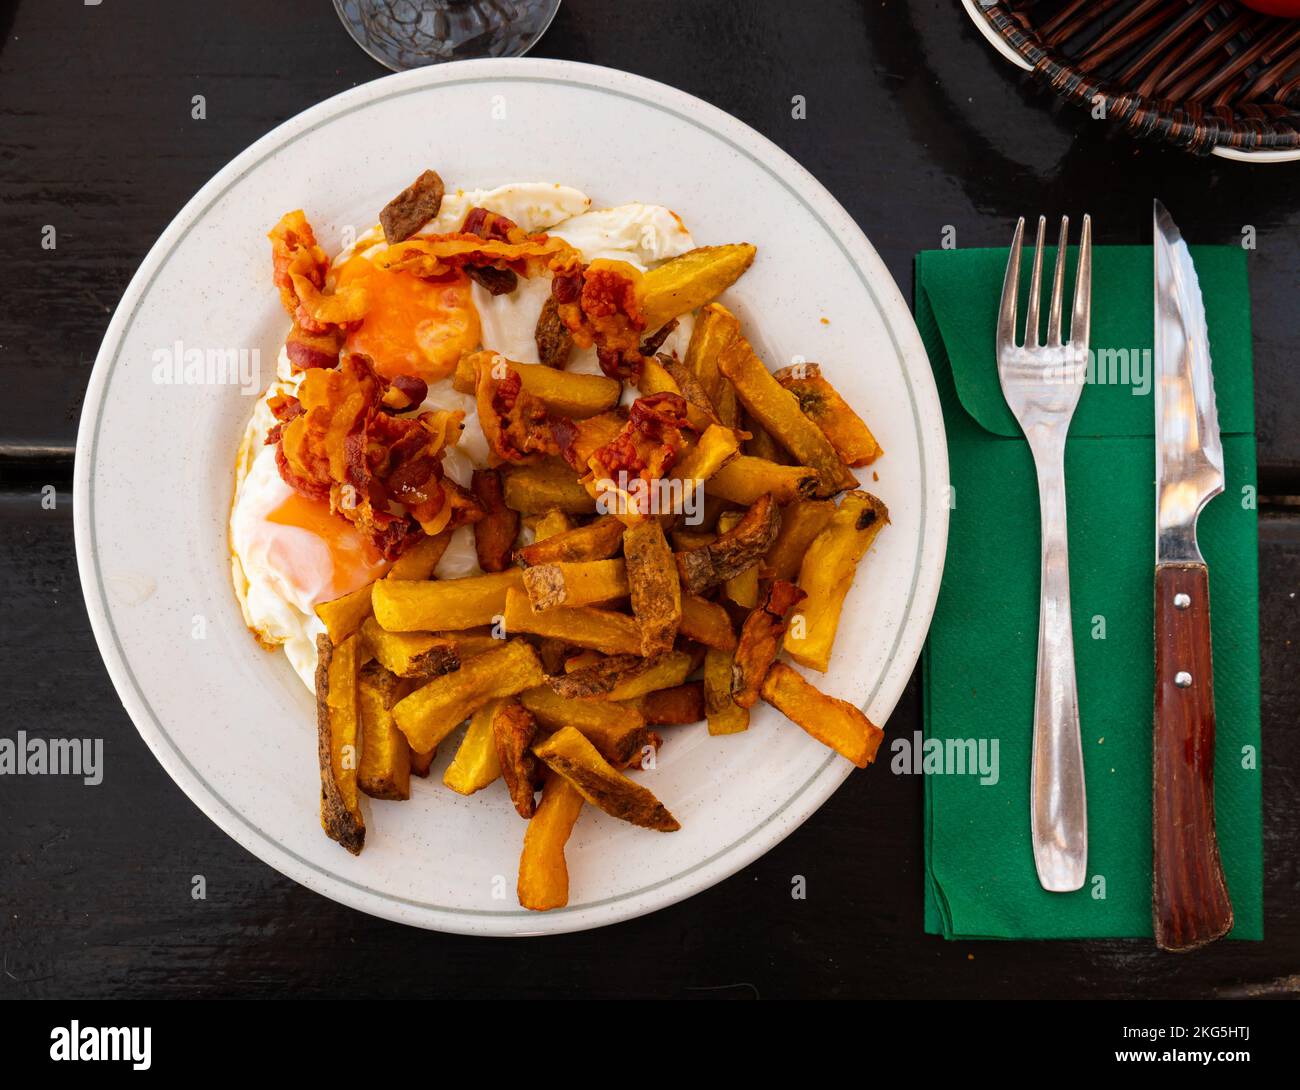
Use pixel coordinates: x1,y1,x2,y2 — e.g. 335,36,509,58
73,57,950,936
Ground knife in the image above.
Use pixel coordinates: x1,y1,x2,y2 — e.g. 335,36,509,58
1151,199,1234,952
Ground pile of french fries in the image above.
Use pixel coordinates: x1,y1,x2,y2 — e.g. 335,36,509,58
311,245,890,912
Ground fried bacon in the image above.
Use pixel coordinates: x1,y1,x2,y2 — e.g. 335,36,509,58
268,210,368,335
284,322,344,372
461,206,522,296
374,231,577,282
552,257,647,379
474,357,559,465
270,353,477,558
586,392,694,508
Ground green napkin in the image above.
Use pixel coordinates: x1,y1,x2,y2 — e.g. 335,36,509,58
916,245,1263,941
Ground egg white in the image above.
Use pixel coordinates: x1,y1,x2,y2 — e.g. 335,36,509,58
230,183,698,691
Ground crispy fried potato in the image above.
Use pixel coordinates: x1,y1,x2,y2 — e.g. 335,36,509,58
704,646,749,735
443,699,503,795
638,356,715,432
410,744,437,777
471,468,520,573
732,579,806,708
717,510,758,609
492,701,542,818
763,499,836,581
743,411,787,463
521,558,629,611
664,358,720,430
761,662,883,767
669,424,742,512
678,593,737,651
520,686,657,768
533,727,680,831
518,771,585,912
684,303,741,426
514,514,624,567
502,458,598,514
637,244,756,334
372,569,523,632
315,584,374,644
774,362,882,467
623,521,681,655
360,616,459,679
357,663,412,800
315,633,365,853
392,639,544,754
676,494,781,595
455,351,621,418
549,651,692,701
706,456,819,505
529,509,572,542
503,588,643,655
717,336,858,496
387,530,453,580
783,491,888,671
628,681,705,726
440,629,503,660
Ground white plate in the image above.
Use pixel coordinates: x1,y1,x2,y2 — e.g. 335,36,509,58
74,59,949,936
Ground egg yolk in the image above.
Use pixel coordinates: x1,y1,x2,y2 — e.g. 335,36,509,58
266,491,389,605
335,255,480,383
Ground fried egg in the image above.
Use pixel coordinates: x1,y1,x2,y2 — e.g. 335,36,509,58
231,182,697,691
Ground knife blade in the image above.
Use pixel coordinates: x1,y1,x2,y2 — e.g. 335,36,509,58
1151,199,1234,952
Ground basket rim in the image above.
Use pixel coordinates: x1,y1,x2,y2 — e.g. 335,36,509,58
967,0,1300,157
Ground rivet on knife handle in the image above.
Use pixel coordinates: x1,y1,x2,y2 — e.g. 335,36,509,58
1152,562,1233,951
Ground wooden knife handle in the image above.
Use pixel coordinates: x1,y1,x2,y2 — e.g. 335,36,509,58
1153,562,1233,952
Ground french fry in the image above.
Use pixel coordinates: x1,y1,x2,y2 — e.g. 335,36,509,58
743,410,787,463
717,510,759,609
678,593,737,651
627,681,706,726
706,456,819,505
732,579,806,708
503,588,643,656
443,700,503,795
717,336,858,496
521,558,629,611
471,468,520,573
454,350,620,418
503,457,597,514
549,651,692,701
315,584,374,644
761,662,883,767
684,302,741,426
392,639,544,754
623,520,681,655
387,531,452,580
517,771,585,911
774,362,882,467
514,515,624,567
492,701,542,818
360,616,458,679
533,727,680,831
315,633,365,853
638,356,715,432
676,494,781,595
410,745,437,777
669,424,742,517
520,686,657,768
783,491,888,671
372,569,523,632
637,243,756,334
763,499,836,581
529,509,572,542
704,646,749,735
440,629,503,660
357,663,412,800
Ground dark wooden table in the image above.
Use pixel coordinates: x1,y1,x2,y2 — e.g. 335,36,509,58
2,0,1296,1000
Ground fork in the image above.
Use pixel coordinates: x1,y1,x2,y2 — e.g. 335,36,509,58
997,214,1092,893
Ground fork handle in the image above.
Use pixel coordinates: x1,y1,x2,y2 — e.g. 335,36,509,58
1152,562,1233,952
1029,439,1087,891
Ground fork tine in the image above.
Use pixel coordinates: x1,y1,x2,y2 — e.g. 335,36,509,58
1071,214,1092,352
1024,216,1047,348
997,217,1025,352
1046,215,1069,347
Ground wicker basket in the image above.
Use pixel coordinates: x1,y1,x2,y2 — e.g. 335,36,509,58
970,0,1300,156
